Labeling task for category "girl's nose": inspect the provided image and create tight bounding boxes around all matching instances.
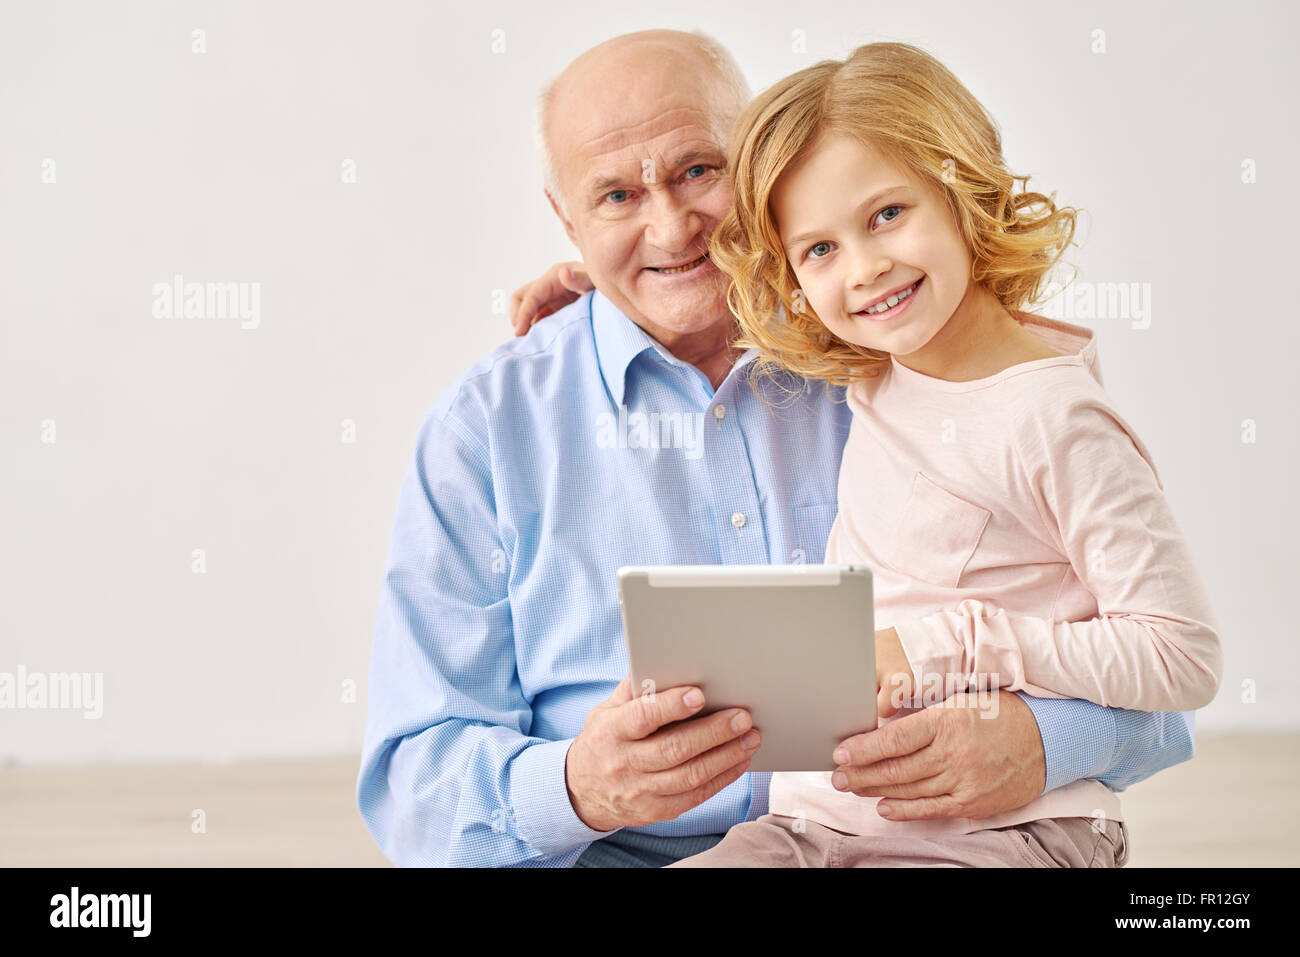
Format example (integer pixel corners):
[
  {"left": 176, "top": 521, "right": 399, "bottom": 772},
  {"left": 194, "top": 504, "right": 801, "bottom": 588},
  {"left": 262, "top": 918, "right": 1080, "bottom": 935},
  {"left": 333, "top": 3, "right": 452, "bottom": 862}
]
[{"left": 848, "top": 244, "right": 894, "bottom": 294}]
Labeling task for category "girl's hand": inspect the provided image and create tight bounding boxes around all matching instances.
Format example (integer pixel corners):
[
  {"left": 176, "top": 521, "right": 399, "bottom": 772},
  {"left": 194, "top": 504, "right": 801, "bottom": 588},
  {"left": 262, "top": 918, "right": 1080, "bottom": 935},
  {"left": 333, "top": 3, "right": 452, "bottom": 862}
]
[
  {"left": 875, "top": 627, "right": 915, "bottom": 718},
  {"left": 507, "top": 261, "right": 593, "bottom": 337}
]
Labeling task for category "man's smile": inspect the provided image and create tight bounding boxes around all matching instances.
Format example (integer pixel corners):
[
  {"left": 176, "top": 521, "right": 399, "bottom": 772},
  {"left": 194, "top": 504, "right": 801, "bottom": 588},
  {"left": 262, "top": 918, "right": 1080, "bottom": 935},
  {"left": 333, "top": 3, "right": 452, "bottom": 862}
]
[{"left": 647, "top": 252, "right": 710, "bottom": 274}]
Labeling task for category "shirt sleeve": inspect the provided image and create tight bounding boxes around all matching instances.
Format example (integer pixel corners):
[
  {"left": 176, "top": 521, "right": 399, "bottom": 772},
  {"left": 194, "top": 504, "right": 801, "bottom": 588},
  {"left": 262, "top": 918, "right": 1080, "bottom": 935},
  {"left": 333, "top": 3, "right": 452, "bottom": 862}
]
[
  {"left": 1017, "top": 693, "right": 1197, "bottom": 795},
  {"left": 356, "top": 402, "right": 618, "bottom": 867},
  {"left": 892, "top": 385, "right": 1222, "bottom": 712}
]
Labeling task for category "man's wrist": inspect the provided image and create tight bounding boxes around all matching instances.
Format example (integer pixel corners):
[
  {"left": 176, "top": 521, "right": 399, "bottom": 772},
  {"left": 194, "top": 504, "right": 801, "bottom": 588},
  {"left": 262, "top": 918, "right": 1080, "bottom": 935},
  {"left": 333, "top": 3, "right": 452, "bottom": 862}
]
[
  {"left": 1001, "top": 691, "right": 1046, "bottom": 796},
  {"left": 1015, "top": 692, "right": 1116, "bottom": 795},
  {"left": 564, "top": 737, "right": 613, "bottom": 832}
]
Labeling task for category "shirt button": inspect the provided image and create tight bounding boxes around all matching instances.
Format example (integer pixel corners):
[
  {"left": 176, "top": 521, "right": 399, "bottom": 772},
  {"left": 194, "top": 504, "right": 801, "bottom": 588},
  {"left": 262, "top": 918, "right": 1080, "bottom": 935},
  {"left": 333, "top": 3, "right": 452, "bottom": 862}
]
[
  {"left": 713, "top": 404, "right": 726, "bottom": 420},
  {"left": 731, "top": 512, "right": 746, "bottom": 529}
]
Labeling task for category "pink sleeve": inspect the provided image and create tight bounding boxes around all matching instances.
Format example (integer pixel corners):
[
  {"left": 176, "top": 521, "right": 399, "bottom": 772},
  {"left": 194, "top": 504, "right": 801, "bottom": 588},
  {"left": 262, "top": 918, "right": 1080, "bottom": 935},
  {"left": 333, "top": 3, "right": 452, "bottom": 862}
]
[{"left": 892, "top": 389, "right": 1222, "bottom": 712}]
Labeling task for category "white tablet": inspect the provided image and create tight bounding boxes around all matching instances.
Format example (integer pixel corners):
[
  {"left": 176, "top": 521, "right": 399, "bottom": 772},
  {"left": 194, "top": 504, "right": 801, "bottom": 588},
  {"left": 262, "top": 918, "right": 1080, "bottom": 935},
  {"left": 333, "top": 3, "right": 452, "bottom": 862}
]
[{"left": 616, "top": 564, "right": 877, "bottom": 772}]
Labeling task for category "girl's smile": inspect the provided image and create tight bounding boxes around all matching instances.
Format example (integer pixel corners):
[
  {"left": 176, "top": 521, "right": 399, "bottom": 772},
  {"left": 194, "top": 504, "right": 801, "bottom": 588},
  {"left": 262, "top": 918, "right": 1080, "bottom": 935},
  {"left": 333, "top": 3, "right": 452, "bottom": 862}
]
[{"left": 853, "top": 275, "right": 923, "bottom": 321}]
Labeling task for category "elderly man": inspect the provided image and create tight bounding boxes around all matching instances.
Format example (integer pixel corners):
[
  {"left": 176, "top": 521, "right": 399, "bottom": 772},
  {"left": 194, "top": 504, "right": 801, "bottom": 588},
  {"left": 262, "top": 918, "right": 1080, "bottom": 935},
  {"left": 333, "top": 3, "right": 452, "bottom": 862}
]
[{"left": 356, "top": 28, "right": 1193, "bottom": 867}]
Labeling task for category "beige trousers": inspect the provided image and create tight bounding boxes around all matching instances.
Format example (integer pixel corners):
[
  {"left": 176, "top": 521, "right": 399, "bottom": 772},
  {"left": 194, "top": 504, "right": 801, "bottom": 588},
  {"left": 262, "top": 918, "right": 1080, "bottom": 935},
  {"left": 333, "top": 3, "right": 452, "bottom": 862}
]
[{"left": 666, "top": 814, "right": 1129, "bottom": 868}]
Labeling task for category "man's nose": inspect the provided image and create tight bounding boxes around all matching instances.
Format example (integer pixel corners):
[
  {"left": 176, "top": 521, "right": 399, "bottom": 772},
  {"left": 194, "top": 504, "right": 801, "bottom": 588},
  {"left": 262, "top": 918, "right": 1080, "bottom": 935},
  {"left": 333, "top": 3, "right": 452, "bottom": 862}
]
[{"left": 642, "top": 191, "right": 700, "bottom": 255}]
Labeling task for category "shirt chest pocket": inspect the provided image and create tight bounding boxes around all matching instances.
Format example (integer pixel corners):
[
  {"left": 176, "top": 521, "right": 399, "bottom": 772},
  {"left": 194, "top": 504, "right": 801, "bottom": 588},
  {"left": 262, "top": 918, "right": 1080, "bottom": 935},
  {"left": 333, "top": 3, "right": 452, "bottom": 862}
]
[
  {"left": 793, "top": 502, "right": 838, "bottom": 565},
  {"left": 888, "top": 471, "right": 992, "bottom": 589}
]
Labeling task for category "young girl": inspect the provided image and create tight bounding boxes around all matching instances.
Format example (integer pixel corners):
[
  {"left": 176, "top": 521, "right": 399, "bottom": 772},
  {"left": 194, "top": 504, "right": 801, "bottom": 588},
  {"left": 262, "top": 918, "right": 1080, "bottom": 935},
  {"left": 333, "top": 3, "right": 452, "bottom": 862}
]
[
  {"left": 683, "top": 41, "right": 1223, "bottom": 863},
  {"left": 510, "top": 42, "right": 1222, "bottom": 866}
]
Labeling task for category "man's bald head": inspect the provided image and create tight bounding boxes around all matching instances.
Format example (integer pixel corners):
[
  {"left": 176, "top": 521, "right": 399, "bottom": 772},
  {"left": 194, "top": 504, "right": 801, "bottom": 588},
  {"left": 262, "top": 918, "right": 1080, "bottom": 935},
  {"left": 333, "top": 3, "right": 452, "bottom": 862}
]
[{"left": 536, "top": 29, "right": 750, "bottom": 216}]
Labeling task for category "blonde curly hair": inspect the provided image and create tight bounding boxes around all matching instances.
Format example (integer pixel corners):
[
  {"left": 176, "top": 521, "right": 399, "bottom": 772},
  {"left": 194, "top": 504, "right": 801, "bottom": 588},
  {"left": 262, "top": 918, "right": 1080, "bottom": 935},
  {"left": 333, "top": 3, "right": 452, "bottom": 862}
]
[{"left": 712, "top": 42, "right": 1080, "bottom": 387}]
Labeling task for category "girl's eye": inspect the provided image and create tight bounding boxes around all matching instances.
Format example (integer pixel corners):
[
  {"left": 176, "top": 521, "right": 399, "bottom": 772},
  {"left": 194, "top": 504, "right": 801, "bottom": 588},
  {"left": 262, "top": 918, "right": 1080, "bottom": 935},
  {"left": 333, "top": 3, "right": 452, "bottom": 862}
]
[
  {"left": 807, "top": 241, "right": 834, "bottom": 260},
  {"left": 874, "top": 205, "right": 903, "bottom": 226},
  {"left": 685, "top": 165, "right": 708, "bottom": 179}
]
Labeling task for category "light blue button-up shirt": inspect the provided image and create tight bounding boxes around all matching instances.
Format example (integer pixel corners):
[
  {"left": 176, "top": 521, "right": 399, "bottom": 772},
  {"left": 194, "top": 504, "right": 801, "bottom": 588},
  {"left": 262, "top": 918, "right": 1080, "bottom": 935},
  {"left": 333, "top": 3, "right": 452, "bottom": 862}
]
[{"left": 357, "top": 290, "right": 1195, "bottom": 867}]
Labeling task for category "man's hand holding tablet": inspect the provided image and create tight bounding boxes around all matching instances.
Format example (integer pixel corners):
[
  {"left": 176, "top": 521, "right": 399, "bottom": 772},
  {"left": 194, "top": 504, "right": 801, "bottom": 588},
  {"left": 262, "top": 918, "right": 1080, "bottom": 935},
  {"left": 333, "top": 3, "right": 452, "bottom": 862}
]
[{"left": 563, "top": 675, "right": 760, "bottom": 832}]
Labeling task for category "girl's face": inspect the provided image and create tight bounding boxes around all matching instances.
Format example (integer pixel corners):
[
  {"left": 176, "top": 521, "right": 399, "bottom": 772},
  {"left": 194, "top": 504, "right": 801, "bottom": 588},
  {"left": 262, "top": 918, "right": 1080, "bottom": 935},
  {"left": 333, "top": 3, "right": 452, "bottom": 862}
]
[{"left": 771, "top": 133, "right": 975, "bottom": 359}]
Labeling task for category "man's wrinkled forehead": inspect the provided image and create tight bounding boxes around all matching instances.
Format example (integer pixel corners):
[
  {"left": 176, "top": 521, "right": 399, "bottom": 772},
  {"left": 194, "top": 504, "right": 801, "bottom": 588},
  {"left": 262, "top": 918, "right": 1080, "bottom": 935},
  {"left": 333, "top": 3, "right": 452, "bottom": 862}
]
[{"left": 570, "top": 107, "right": 726, "bottom": 196}]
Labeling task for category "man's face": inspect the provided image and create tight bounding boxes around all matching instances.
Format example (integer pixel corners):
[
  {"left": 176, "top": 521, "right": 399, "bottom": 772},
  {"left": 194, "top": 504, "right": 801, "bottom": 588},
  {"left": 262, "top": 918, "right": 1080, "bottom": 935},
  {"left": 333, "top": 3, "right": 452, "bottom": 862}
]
[{"left": 547, "top": 53, "right": 735, "bottom": 342}]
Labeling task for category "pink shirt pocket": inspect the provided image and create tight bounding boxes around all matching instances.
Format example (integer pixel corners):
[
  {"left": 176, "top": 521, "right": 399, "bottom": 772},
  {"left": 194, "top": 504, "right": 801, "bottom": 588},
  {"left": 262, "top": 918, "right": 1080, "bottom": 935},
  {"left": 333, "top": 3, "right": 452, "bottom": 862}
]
[{"left": 888, "top": 471, "right": 992, "bottom": 589}]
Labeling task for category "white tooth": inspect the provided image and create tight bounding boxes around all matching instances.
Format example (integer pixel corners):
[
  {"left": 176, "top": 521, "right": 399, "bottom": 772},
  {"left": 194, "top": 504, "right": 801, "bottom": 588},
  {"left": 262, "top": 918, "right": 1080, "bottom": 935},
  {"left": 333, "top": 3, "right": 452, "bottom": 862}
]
[{"left": 886, "top": 294, "right": 900, "bottom": 307}]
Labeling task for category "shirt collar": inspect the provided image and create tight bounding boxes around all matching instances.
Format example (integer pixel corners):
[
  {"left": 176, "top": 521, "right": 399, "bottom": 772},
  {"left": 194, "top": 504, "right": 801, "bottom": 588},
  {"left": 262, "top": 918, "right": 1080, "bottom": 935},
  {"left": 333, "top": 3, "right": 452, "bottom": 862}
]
[
  {"left": 591, "top": 289, "right": 759, "bottom": 405},
  {"left": 1015, "top": 311, "right": 1104, "bottom": 384}
]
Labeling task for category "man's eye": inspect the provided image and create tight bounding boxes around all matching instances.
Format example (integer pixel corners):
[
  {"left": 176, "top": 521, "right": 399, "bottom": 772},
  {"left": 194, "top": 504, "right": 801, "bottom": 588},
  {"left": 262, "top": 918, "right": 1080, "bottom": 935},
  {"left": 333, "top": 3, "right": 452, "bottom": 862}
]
[
  {"left": 606, "top": 189, "right": 631, "bottom": 204},
  {"left": 874, "top": 205, "right": 903, "bottom": 226},
  {"left": 807, "top": 241, "right": 833, "bottom": 259}
]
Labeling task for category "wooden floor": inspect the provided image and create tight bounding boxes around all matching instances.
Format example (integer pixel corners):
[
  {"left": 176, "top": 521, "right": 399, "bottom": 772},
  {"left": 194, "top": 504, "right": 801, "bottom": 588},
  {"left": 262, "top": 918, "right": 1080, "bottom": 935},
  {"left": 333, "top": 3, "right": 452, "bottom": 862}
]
[{"left": 1, "top": 733, "right": 1295, "bottom": 867}]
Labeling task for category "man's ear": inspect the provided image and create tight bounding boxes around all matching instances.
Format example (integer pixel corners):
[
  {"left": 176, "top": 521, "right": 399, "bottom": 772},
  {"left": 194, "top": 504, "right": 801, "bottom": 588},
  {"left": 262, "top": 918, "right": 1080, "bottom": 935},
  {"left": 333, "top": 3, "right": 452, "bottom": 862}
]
[{"left": 545, "top": 190, "right": 580, "bottom": 248}]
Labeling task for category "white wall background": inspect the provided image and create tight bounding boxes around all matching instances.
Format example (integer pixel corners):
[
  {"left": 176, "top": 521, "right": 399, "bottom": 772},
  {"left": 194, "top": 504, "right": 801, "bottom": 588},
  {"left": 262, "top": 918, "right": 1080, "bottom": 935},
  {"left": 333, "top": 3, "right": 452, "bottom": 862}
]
[{"left": 2, "top": 0, "right": 1296, "bottom": 766}]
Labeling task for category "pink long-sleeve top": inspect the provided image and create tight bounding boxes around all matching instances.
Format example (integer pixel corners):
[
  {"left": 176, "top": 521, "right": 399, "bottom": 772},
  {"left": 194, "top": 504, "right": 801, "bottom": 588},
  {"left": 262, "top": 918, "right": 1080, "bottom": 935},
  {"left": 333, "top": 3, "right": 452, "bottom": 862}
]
[{"left": 770, "top": 313, "right": 1222, "bottom": 838}]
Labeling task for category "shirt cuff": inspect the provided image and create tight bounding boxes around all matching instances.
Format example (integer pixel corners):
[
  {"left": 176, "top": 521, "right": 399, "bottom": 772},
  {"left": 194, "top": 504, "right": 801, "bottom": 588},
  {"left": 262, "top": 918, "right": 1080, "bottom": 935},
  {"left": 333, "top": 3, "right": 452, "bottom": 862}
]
[
  {"left": 745, "top": 771, "right": 772, "bottom": 821},
  {"left": 892, "top": 619, "right": 963, "bottom": 694},
  {"left": 1016, "top": 692, "right": 1117, "bottom": 795},
  {"left": 509, "top": 737, "right": 621, "bottom": 857}
]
